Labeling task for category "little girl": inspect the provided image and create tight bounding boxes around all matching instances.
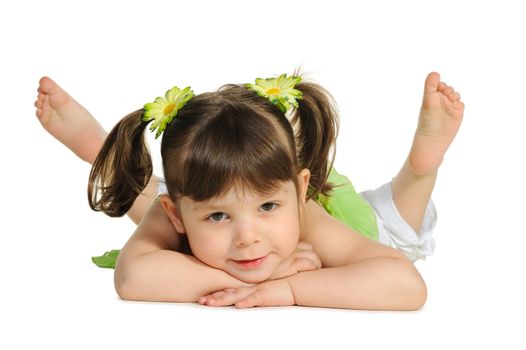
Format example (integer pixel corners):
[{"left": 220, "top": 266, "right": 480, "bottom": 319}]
[{"left": 34, "top": 71, "right": 464, "bottom": 310}]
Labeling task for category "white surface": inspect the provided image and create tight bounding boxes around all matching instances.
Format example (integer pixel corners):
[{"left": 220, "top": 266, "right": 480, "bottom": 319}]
[{"left": 1, "top": 0, "right": 524, "bottom": 349}]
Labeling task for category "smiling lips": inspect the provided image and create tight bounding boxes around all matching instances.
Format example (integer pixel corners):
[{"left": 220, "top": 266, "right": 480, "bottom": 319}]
[{"left": 232, "top": 255, "right": 267, "bottom": 269}]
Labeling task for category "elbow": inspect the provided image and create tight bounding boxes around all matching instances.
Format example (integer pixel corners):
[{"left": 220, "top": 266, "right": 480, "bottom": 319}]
[
  {"left": 114, "top": 258, "right": 142, "bottom": 301},
  {"left": 114, "top": 271, "right": 147, "bottom": 301},
  {"left": 114, "top": 275, "right": 131, "bottom": 301},
  {"left": 114, "top": 267, "right": 134, "bottom": 301}
]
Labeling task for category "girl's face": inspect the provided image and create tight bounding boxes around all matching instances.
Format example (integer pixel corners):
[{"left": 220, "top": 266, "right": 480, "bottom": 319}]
[{"left": 162, "top": 169, "right": 310, "bottom": 284}]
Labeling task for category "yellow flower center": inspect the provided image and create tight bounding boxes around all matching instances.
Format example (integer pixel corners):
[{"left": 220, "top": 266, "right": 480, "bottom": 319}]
[
  {"left": 163, "top": 103, "right": 175, "bottom": 116},
  {"left": 266, "top": 87, "right": 280, "bottom": 95}
]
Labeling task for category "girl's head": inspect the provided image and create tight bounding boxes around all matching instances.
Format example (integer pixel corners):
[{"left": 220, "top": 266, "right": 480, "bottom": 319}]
[{"left": 89, "top": 71, "right": 339, "bottom": 283}]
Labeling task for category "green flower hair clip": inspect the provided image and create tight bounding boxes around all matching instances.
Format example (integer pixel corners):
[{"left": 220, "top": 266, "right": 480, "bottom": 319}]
[
  {"left": 245, "top": 73, "right": 303, "bottom": 114},
  {"left": 142, "top": 86, "right": 195, "bottom": 138}
]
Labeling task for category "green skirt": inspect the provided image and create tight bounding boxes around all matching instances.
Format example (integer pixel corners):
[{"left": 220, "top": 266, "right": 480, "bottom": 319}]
[{"left": 311, "top": 168, "right": 379, "bottom": 241}]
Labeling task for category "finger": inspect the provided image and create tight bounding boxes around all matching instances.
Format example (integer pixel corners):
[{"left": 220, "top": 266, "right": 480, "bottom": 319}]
[
  {"left": 235, "top": 291, "right": 262, "bottom": 309},
  {"left": 297, "top": 250, "right": 322, "bottom": 268},
  {"left": 307, "top": 251, "right": 322, "bottom": 268},
  {"left": 292, "top": 257, "right": 319, "bottom": 272},
  {"left": 198, "top": 290, "right": 228, "bottom": 305},
  {"left": 294, "top": 250, "right": 322, "bottom": 268},
  {"left": 208, "top": 287, "right": 254, "bottom": 307},
  {"left": 210, "top": 290, "right": 228, "bottom": 298},
  {"left": 296, "top": 241, "right": 313, "bottom": 251},
  {"left": 294, "top": 248, "right": 316, "bottom": 258},
  {"left": 199, "top": 290, "right": 228, "bottom": 300}
]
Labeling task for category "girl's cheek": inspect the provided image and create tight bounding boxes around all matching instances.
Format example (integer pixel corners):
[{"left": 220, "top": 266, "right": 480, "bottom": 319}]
[{"left": 191, "top": 234, "right": 225, "bottom": 261}]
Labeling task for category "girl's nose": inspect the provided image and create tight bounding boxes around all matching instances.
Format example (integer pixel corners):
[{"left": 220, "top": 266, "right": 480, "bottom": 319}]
[{"left": 234, "top": 223, "right": 261, "bottom": 247}]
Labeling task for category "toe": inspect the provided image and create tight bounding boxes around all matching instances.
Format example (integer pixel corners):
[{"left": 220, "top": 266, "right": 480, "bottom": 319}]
[
  {"left": 424, "top": 72, "right": 441, "bottom": 94},
  {"left": 38, "top": 76, "right": 53, "bottom": 93},
  {"left": 38, "top": 76, "right": 62, "bottom": 95},
  {"left": 453, "top": 100, "right": 465, "bottom": 111}
]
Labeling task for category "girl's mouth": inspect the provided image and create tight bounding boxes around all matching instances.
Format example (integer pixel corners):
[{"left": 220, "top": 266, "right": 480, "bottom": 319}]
[{"left": 232, "top": 255, "right": 267, "bottom": 269}]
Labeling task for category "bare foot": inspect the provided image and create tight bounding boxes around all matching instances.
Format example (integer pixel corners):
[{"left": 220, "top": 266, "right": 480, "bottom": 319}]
[
  {"left": 34, "top": 77, "right": 107, "bottom": 164},
  {"left": 408, "top": 72, "right": 465, "bottom": 176}
]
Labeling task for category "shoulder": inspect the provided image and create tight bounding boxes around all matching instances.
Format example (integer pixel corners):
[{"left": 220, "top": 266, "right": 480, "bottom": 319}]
[
  {"left": 301, "top": 199, "right": 403, "bottom": 267},
  {"left": 119, "top": 198, "right": 189, "bottom": 257}
]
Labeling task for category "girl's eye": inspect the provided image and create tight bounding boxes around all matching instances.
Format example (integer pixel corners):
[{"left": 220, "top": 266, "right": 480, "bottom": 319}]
[
  {"left": 208, "top": 212, "right": 228, "bottom": 222},
  {"left": 261, "top": 202, "right": 278, "bottom": 212}
]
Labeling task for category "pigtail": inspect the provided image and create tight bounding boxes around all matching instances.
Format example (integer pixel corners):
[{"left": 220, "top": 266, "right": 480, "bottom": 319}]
[
  {"left": 291, "top": 78, "right": 340, "bottom": 200},
  {"left": 88, "top": 109, "right": 153, "bottom": 217}
]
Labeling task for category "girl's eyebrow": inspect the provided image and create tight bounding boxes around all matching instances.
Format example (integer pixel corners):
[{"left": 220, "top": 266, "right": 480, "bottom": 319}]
[
  {"left": 192, "top": 203, "right": 226, "bottom": 213},
  {"left": 192, "top": 186, "right": 289, "bottom": 213}
]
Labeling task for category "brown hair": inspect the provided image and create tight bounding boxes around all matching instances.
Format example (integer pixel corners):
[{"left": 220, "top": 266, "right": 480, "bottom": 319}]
[{"left": 88, "top": 71, "right": 339, "bottom": 218}]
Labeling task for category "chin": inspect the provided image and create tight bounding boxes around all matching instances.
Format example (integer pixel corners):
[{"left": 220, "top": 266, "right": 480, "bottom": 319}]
[{"left": 234, "top": 272, "right": 270, "bottom": 284}]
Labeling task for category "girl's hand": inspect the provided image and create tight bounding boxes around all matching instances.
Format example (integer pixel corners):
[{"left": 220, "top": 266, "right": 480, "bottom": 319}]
[
  {"left": 268, "top": 241, "right": 322, "bottom": 280},
  {"left": 198, "top": 279, "right": 295, "bottom": 308}
]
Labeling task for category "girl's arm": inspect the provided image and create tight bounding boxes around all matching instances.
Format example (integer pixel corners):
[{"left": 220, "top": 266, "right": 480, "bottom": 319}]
[
  {"left": 288, "top": 200, "right": 427, "bottom": 310},
  {"left": 286, "top": 256, "right": 425, "bottom": 310},
  {"left": 198, "top": 200, "right": 426, "bottom": 310},
  {"left": 114, "top": 198, "right": 252, "bottom": 302}
]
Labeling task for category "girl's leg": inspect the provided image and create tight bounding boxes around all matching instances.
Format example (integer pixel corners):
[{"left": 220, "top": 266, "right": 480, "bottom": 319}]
[
  {"left": 35, "top": 76, "right": 159, "bottom": 224},
  {"left": 391, "top": 72, "right": 464, "bottom": 233}
]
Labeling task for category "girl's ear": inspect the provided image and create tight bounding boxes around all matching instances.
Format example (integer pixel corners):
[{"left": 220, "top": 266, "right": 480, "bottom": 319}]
[
  {"left": 159, "top": 195, "right": 186, "bottom": 234},
  {"left": 297, "top": 168, "right": 311, "bottom": 203}
]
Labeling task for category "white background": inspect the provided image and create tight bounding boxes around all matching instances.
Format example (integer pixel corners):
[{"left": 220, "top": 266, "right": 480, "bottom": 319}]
[{"left": 1, "top": 0, "right": 525, "bottom": 349}]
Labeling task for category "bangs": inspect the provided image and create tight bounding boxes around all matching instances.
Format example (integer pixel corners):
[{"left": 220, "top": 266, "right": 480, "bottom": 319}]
[{"left": 176, "top": 106, "right": 297, "bottom": 202}]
